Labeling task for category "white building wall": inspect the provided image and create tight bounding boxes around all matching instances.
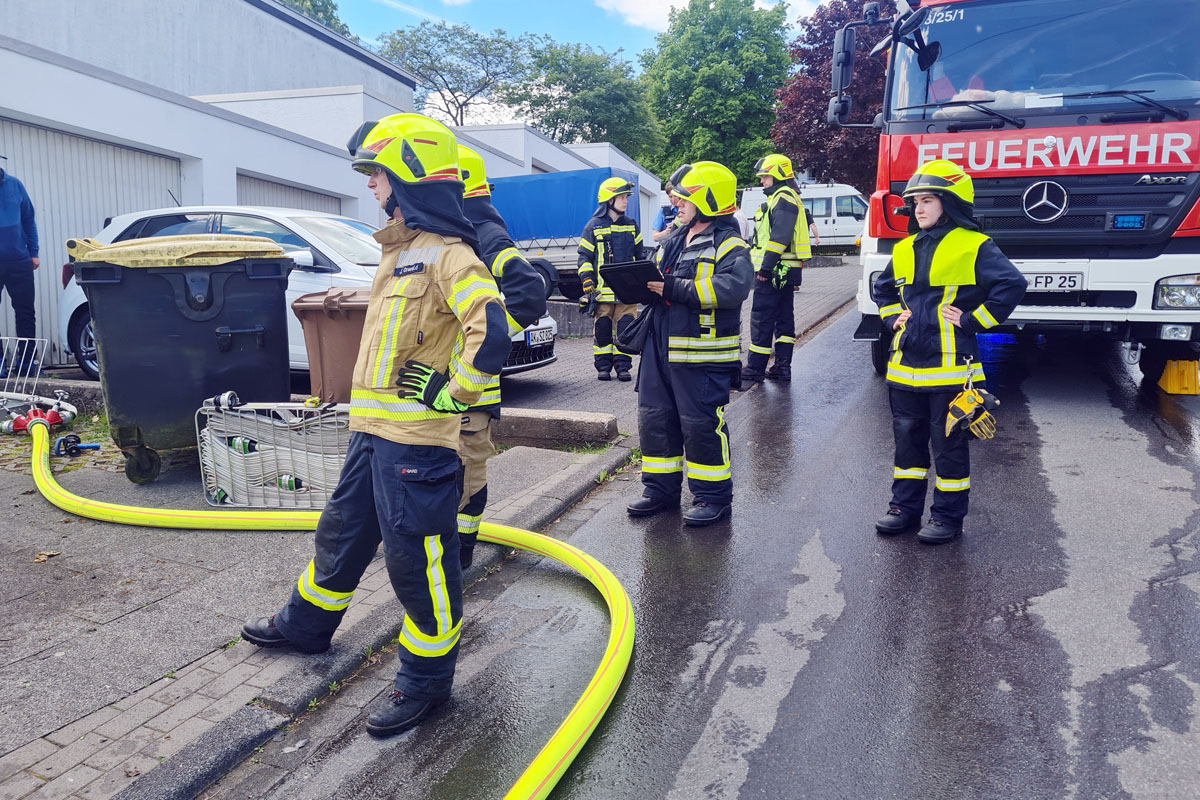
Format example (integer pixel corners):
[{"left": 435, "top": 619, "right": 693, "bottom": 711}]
[
  {"left": 0, "top": 0, "right": 415, "bottom": 111},
  {"left": 199, "top": 88, "right": 401, "bottom": 152}
]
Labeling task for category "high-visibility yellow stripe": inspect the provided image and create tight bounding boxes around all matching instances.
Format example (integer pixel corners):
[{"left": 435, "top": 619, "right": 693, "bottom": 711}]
[
  {"left": 451, "top": 355, "right": 495, "bottom": 391},
  {"left": 686, "top": 461, "right": 731, "bottom": 482},
  {"left": 458, "top": 512, "right": 483, "bottom": 534},
  {"left": 642, "top": 455, "right": 683, "bottom": 474},
  {"left": 491, "top": 247, "right": 521, "bottom": 278},
  {"left": 775, "top": 335, "right": 796, "bottom": 345},
  {"left": 593, "top": 344, "right": 614, "bottom": 355},
  {"left": 668, "top": 335, "right": 740, "bottom": 350},
  {"left": 880, "top": 303, "right": 903, "bottom": 317},
  {"left": 373, "top": 278, "right": 410, "bottom": 386},
  {"left": 425, "top": 535, "right": 453, "bottom": 635},
  {"left": 349, "top": 389, "right": 447, "bottom": 421},
  {"left": 716, "top": 405, "right": 730, "bottom": 474},
  {"left": 763, "top": 240, "right": 786, "bottom": 254},
  {"left": 939, "top": 285, "right": 958, "bottom": 369},
  {"left": 748, "top": 343, "right": 772, "bottom": 355},
  {"left": 580, "top": 239, "right": 595, "bottom": 252},
  {"left": 717, "top": 237, "right": 747, "bottom": 260},
  {"left": 667, "top": 350, "right": 740, "bottom": 363},
  {"left": 450, "top": 277, "right": 502, "bottom": 316},
  {"left": 885, "top": 361, "right": 985, "bottom": 388},
  {"left": 468, "top": 382, "right": 502, "bottom": 408},
  {"left": 935, "top": 475, "right": 971, "bottom": 492},
  {"left": 972, "top": 304, "right": 999, "bottom": 329},
  {"left": 296, "top": 560, "right": 354, "bottom": 612},
  {"left": 894, "top": 466, "right": 929, "bottom": 480},
  {"left": 506, "top": 313, "right": 524, "bottom": 337},
  {"left": 399, "top": 615, "right": 461, "bottom": 657}
]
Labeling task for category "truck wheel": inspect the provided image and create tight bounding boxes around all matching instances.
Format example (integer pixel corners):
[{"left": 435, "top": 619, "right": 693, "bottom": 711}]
[
  {"left": 870, "top": 337, "right": 888, "bottom": 377},
  {"left": 1139, "top": 341, "right": 1194, "bottom": 386}
]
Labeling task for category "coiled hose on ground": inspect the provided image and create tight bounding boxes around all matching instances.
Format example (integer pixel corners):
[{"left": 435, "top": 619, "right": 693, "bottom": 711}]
[{"left": 26, "top": 420, "right": 633, "bottom": 800}]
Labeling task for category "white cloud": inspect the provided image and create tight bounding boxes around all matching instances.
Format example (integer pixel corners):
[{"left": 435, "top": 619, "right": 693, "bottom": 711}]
[
  {"left": 441, "top": 0, "right": 471, "bottom": 5},
  {"left": 593, "top": 0, "right": 689, "bottom": 31},
  {"left": 597, "top": 0, "right": 822, "bottom": 32},
  {"left": 370, "top": 0, "right": 448, "bottom": 23}
]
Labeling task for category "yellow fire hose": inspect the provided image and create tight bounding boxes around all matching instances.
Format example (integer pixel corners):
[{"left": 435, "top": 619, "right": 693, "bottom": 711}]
[{"left": 27, "top": 420, "right": 633, "bottom": 800}]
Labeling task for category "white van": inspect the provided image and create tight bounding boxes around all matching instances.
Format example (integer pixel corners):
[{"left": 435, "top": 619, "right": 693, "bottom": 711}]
[{"left": 739, "top": 183, "right": 867, "bottom": 249}]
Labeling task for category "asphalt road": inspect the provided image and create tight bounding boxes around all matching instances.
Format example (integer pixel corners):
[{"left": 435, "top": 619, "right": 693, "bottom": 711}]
[{"left": 205, "top": 310, "right": 1200, "bottom": 800}]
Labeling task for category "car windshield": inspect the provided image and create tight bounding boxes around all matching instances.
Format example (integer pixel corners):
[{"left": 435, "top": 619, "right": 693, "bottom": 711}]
[
  {"left": 292, "top": 216, "right": 382, "bottom": 266},
  {"left": 888, "top": 0, "right": 1200, "bottom": 122}
]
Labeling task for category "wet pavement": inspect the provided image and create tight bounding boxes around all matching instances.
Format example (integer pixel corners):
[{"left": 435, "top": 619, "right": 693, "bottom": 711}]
[{"left": 203, "top": 312, "right": 1200, "bottom": 800}]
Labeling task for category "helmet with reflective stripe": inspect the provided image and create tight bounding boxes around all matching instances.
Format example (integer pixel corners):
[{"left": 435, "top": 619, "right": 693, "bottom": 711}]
[
  {"left": 347, "top": 113, "right": 461, "bottom": 185},
  {"left": 754, "top": 153, "right": 794, "bottom": 181},
  {"left": 669, "top": 161, "right": 738, "bottom": 217},
  {"left": 903, "top": 159, "right": 974, "bottom": 205},
  {"left": 598, "top": 176, "right": 635, "bottom": 203},
  {"left": 458, "top": 145, "right": 490, "bottom": 198}
]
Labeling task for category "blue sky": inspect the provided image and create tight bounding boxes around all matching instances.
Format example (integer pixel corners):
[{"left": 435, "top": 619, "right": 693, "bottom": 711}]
[{"left": 338, "top": 0, "right": 820, "bottom": 59}]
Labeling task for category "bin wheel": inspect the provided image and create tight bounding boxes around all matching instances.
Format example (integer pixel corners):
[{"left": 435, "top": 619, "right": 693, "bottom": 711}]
[{"left": 124, "top": 447, "right": 161, "bottom": 484}]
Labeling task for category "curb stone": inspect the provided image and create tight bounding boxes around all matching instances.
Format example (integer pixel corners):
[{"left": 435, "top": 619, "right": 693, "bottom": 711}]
[{"left": 112, "top": 439, "right": 636, "bottom": 800}]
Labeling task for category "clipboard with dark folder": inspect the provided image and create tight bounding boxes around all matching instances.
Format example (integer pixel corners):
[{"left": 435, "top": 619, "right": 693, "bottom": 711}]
[{"left": 598, "top": 260, "right": 663, "bottom": 305}]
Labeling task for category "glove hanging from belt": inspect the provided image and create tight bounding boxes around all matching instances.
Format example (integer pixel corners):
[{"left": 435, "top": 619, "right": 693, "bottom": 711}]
[
  {"left": 945, "top": 357, "right": 999, "bottom": 439},
  {"left": 578, "top": 291, "right": 598, "bottom": 316},
  {"left": 396, "top": 360, "right": 468, "bottom": 413}
]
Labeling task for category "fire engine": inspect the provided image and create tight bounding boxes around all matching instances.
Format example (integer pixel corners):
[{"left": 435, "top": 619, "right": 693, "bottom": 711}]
[{"left": 829, "top": 0, "right": 1200, "bottom": 381}]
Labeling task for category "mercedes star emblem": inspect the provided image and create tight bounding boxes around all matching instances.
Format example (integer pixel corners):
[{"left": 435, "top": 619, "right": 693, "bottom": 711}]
[{"left": 1022, "top": 180, "right": 1070, "bottom": 224}]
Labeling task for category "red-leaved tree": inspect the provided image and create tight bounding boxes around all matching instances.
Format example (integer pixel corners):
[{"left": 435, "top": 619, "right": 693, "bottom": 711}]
[{"left": 773, "top": 0, "right": 896, "bottom": 194}]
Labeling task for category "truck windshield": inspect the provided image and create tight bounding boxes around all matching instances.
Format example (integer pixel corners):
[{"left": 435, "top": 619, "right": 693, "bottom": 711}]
[{"left": 888, "top": 0, "right": 1200, "bottom": 123}]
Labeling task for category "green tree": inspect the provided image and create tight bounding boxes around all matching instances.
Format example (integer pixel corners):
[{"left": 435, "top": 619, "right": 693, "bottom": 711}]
[
  {"left": 379, "top": 22, "right": 535, "bottom": 126},
  {"left": 639, "top": 0, "right": 790, "bottom": 182},
  {"left": 773, "top": 0, "right": 894, "bottom": 193},
  {"left": 280, "top": 0, "right": 352, "bottom": 38},
  {"left": 503, "top": 42, "right": 664, "bottom": 161}
]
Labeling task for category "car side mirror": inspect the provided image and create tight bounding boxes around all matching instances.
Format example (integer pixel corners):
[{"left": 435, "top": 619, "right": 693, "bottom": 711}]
[{"left": 285, "top": 248, "right": 315, "bottom": 269}]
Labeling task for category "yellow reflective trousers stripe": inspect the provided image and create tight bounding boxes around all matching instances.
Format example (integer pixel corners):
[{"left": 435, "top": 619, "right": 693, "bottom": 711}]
[{"left": 297, "top": 560, "right": 354, "bottom": 612}]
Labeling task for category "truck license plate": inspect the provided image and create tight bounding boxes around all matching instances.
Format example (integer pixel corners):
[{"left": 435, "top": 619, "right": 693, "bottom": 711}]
[
  {"left": 1027, "top": 273, "right": 1083, "bottom": 292},
  {"left": 526, "top": 328, "right": 554, "bottom": 346}
]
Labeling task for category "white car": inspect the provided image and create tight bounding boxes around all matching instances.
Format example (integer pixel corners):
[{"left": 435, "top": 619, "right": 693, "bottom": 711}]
[
  {"left": 59, "top": 206, "right": 558, "bottom": 379},
  {"left": 738, "top": 182, "right": 868, "bottom": 248}
]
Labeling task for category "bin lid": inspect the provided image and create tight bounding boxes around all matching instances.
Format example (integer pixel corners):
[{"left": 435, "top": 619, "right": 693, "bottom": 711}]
[
  {"left": 67, "top": 234, "right": 286, "bottom": 267},
  {"left": 291, "top": 286, "right": 372, "bottom": 315}
]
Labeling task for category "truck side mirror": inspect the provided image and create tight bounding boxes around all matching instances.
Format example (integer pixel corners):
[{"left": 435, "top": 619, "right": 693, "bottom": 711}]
[
  {"left": 832, "top": 27, "right": 856, "bottom": 95},
  {"left": 827, "top": 95, "right": 852, "bottom": 125}
]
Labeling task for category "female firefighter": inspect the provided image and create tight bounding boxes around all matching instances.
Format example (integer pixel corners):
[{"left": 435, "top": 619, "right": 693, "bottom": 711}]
[
  {"left": 627, "top": 161, "right": 753, "bottom": 527},
  {"left": 870, "top": 159, "right": 1027, "bottom": 544}
]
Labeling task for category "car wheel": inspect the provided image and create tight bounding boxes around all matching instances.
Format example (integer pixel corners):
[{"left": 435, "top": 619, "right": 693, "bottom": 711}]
[
  {"left": 69, "top": 308, "right": 100, "bottom": 380},
  {"left": 870, "top": 337, "right": 888, "bottom": 377},
  {"left": 528, "top": 258, "right": 558, "bottom": 300}
]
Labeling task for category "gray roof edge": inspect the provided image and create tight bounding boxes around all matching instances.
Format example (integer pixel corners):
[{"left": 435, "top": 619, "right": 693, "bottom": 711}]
[
  {"left": 564, "top": 140, "right": 660, "bottom": 183},
  {"left": 242, "top": 0, "right": 417, "bottom": 89},
  {"left": 0, "top": 33, "right": 347, "bottom": 158},
  {"left": 453, "top": 130, "right": 524, "bottom": 168}
]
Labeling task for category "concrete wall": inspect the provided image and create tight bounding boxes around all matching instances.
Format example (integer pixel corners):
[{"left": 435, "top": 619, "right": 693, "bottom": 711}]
[{"left": 0, "top": 0, "right": 415, "bottom": 109}]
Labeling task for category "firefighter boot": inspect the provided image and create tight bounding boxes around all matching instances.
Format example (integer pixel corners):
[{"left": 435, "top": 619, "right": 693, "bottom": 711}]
[
  {"left": 242, "top": 615, "right": 330, "bottom": 654},
  {"left": 683, "top": 501, "right": 731, "bottom": 527},
  {"left": 615, "top": 365, "right": 632, "bottom": 382},
  {"left": 917, "top": 518, "right": 963, "bottom": 545},
  {"left": 627, "top": 494, "right": 679, "bottom": 517},
  {"left": 875, "top": 507, "right": 919, "bottom": 536},
  {"left": 741, "top": 351, "right": 768, "bottom": 383},
  {"left": 366, "top": 689, "right": 449, "bottom": 738},
  {"left": 766, "top": 340, "right": 793, "bottom": 381}
]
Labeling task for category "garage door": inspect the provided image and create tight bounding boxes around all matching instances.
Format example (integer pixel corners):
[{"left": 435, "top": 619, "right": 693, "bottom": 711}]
[
  {"left": 0, "top": 118, "right": 181, "bottom": 365},
  {"left": 237, "top": 175, "right": 341, "bottom": 215}
]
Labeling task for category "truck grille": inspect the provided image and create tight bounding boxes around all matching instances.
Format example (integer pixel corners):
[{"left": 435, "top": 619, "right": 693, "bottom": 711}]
[{"left": 892, "top": 173, "right": 1199, "bottom": 251}]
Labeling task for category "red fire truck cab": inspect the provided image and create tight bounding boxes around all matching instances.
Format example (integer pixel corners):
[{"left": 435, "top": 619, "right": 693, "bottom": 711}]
[{"left": 830, "top": 0, "right": 1200, "bottom": 379}]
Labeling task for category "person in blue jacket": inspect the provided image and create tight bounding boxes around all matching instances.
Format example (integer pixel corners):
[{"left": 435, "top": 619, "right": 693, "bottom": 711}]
[
  {"left": 870, "top": 160, "right": 1027, "bottom": 544},
  {"left": 0, "top": 161, "right": 40, "bottom": 370}
]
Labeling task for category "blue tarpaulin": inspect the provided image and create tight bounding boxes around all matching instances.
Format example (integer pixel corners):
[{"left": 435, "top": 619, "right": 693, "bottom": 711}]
[{"left": 489, "top": 167, "right": 640, "bottom": 241}]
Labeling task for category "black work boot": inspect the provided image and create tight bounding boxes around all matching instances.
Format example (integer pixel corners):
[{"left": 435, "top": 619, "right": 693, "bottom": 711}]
[
  {"left": 460, "top": 545, "right": 475, "bottom": 569},
  {"left": 683, "top": 501, "right": 731, "bottom": 527},
  {"left": 765, "top": 365, "right": 791, "bottom": 382},
  {"left": 615, "top": 366, "right": 632, "bottom": 382},
  {"left": 241, "top": 615, "right": 329, "bottom": 654},
  {"left": 597, "top": 369, "right": 612, "bottom": 381},
  {"left": 740, "top": 367, "right": 765, "bottom": 383},
  {"left": 366, "top": 689, "right": 448, "bottom": 738},
  {"left": 917, "top": 519, "right": 963, "bottom": 545},
  {"left": 627, "top": 494, "right": 679, "bottom": 517},
  {"left": 874, "top": 507, "right": 918, "bottom": 536}
]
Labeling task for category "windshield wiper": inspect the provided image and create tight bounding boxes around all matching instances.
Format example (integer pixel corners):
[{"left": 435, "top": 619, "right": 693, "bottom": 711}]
[
  {"left": 1060, "top": 89, "right": 1188, "bottom": 121},
  {"left": 895, "top": 99, "right": 1025, "bottom": 130}
]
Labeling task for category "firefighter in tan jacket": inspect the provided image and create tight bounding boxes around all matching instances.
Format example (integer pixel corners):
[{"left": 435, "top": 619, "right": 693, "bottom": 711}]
[{"left": 242, "top": 114, "right": 511, "bottom": 738}]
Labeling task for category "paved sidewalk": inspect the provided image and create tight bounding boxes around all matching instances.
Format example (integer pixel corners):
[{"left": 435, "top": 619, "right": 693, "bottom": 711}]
[{"left": 0, "top": 261, "right": 857, "bottom": 800}]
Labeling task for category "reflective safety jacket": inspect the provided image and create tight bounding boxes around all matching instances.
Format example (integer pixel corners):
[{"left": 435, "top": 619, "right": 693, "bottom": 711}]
[
  {"left": 578, "top": 207, "right": 647, "bottom": 302},
  {"left": 871, "top": 221, "right": 1027, "bottom": 391},
  {"left": 657, "top": 219, "right": 753, "bottom": 367},
  {"left": 751, "top": 183, "right": 811, "bottom": 279},
  {"left": 463, "top": 197, "right": 548, "bottom": 413},
  {"left": 349, "top": 220, "right": 512, "bottom": 448}
]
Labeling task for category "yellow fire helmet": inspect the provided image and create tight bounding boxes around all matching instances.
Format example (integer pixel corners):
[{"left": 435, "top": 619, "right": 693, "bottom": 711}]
[
  {"left": 754, "top": 153, "right": 794, "bottom": 182},
  {"left": 347, "top": 113, "right": 461, "bottom": 185},
  {"left": 598, "top": 176, "right": 635, "bottom": 203},
  {"left": 903, "top": 159, "right": 975, "bottom": 205},
  {"left": 458, "top": 144, "right": 490, "bottom": 198},
  {"left": 669, "top": 161, "right": 738, "bottom": 217}
]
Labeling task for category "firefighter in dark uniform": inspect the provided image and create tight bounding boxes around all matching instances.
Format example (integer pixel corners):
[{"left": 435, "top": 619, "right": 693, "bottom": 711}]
[
  {"left": 871, "top": 160, "right": 1026, "bottom": 544},
  {"left": 741, "top": 154, "right": 812, "bottom": 383},
  {"left": 578, "top": 176, "right": 648, "bottom": 381},
  {"left": 627, "top": 161, "right": 753, "bottom": 527},
  {"left": 455, "top": 144, "right": 547, "bottom": 569},
  {"left": 241, "top": 114, "right": 513, "bottom": 736}
]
